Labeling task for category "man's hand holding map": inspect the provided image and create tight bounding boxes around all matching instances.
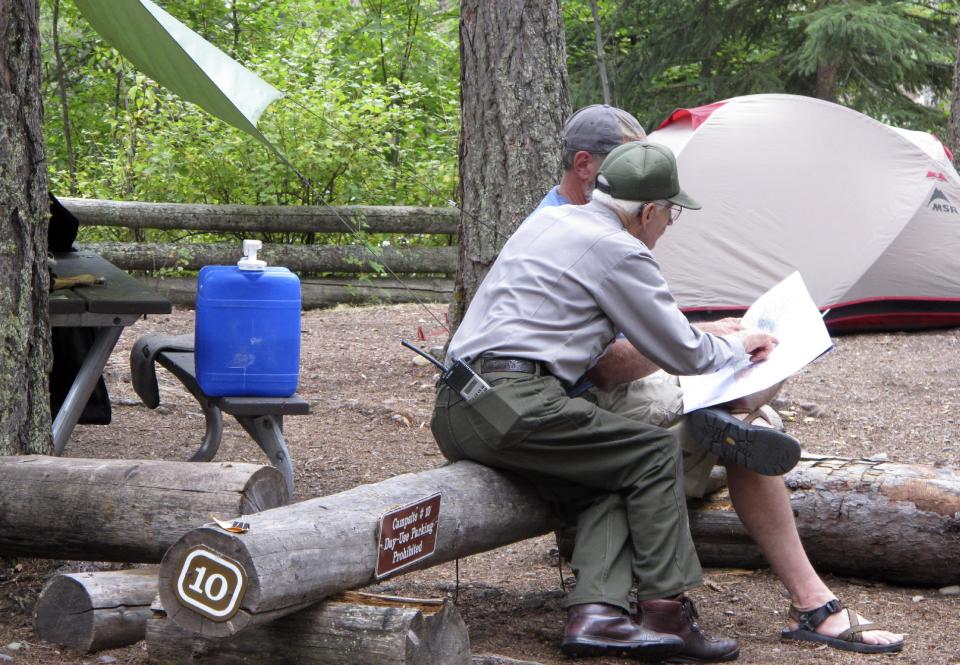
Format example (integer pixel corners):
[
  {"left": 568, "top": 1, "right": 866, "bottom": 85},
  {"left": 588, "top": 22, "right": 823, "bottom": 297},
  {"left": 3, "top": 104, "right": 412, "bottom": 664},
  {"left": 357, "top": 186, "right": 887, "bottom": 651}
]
[{"left": 680, "top": 272, "right": 833, "bottom": 413}]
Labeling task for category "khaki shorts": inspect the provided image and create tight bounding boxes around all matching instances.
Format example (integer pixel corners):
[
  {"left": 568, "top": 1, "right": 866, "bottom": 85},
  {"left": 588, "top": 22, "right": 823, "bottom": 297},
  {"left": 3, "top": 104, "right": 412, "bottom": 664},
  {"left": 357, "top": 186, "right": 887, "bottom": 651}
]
[{"left": 589, "top": 371, "right": 716, "bottom": 498}]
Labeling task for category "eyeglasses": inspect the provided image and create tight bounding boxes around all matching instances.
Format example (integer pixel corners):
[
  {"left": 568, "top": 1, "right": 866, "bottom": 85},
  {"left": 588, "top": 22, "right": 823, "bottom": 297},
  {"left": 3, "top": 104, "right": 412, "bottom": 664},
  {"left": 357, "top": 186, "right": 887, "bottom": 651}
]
[
  {"left": 643, "top": 202, "right": 683, "bottom": 222},
  {"left": 662, "top": 203, "right": 683, "bottom": 222}
]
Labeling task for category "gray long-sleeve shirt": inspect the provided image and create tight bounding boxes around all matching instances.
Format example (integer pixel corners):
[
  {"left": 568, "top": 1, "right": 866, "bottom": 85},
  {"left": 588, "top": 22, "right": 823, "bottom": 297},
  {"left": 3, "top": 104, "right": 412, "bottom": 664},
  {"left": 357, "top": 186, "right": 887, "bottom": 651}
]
[{"left": 448, "top": 200, "right": 745, "bottom": 384}]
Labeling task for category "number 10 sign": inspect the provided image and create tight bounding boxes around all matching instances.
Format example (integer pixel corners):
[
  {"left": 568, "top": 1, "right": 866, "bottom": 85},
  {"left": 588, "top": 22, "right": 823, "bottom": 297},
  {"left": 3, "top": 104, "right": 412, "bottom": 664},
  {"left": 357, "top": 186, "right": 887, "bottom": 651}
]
[{"left": 174, "top": 545, "right": 248, "bottom": 621}]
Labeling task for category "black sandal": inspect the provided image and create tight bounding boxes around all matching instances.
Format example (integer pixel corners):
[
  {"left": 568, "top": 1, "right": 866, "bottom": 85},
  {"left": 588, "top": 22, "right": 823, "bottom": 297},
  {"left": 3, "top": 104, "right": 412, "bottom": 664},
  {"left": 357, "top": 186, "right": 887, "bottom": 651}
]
[{"left": 780, "top": 599, "right": 904, "bottom": 653}]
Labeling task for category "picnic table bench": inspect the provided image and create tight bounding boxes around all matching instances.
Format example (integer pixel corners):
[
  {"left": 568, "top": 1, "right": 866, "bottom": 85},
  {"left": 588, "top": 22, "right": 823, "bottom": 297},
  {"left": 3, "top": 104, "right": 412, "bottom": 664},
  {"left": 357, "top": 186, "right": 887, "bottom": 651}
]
[
  {"left": 130, "top": 333, "right": 308, "bottom": 496},
  {"left": 49, "top": 250, "right": 172, "bottom": 453}
]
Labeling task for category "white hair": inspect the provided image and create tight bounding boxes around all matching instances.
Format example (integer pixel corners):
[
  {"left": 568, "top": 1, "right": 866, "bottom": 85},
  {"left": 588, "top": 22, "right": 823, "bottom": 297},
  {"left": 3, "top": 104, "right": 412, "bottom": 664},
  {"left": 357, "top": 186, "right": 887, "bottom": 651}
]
[{"left": 590, "top": 188, "right": 646, "bottom": 218}]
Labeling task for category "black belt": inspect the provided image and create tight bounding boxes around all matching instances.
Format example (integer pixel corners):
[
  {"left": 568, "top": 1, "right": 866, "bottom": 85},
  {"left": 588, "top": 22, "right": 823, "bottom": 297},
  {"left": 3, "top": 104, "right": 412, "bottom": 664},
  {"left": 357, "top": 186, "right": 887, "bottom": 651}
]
[{"left": 475, "top": 357, "right": 541, "bottom": 374}]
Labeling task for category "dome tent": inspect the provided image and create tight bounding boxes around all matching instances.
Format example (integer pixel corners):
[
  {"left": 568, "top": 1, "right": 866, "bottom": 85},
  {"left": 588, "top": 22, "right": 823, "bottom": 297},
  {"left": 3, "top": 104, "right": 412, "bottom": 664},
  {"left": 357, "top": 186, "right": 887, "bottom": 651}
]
[{"left": 647, "top": 93, "right": 960, "bottom": 332}]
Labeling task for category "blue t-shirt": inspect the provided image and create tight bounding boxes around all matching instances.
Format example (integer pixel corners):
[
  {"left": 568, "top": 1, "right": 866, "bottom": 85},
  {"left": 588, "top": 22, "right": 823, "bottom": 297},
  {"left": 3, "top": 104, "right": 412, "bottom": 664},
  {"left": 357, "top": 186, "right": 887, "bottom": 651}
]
[{"left": 534, "top": 186, "right": 571, "bottom": 212}]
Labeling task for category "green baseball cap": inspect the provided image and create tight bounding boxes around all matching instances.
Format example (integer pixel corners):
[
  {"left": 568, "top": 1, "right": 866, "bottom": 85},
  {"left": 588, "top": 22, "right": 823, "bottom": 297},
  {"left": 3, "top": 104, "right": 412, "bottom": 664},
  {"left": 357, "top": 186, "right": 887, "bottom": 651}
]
[{"left": 596, "top": 141, "right": 701, "bottom": 209}]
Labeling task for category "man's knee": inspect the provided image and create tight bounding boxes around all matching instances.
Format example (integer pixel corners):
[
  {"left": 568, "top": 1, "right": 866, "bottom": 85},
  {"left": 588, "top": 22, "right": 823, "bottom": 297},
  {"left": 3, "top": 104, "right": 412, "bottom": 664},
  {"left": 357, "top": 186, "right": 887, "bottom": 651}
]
[
  {"left": 620, "top": 428, "right": 682, "bottom": 484},
  {"left": 725, "top": 380, "right": 785, "bottom": 412}
]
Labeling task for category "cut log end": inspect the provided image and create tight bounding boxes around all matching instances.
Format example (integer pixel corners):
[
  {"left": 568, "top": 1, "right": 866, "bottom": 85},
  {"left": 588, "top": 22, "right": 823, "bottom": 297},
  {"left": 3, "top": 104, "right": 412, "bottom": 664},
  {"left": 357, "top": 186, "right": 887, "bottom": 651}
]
[
  {"left": 34, "top": 569, "right": 159, "bottom": 653},
  {"left": 34, "top": 576, "right": 96, "bottom": 652}
]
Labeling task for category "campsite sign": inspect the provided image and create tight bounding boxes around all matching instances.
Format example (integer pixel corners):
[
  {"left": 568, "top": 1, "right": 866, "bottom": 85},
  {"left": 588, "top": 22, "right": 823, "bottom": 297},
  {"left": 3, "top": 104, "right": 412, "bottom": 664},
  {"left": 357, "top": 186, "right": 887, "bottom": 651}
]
[{"left": 375, "top": 493, "right": 441, "bottom": 579}]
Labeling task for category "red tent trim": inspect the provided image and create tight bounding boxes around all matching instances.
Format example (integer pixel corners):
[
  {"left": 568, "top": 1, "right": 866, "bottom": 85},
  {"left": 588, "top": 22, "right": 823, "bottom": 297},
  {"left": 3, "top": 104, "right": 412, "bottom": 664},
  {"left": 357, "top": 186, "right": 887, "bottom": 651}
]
[
  {"left": 680, "top": 296, "right": 960, "bottom": 334},
  {"left": 657, "top": 102, "right": 726, "bottom": 131}
]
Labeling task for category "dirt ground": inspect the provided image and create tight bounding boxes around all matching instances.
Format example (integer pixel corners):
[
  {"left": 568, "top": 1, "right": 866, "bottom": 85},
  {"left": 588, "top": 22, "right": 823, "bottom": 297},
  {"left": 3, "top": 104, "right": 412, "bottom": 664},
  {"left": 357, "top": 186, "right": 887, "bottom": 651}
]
[{"left": 1, "top": 303, "right": 959, "bottom": 664}]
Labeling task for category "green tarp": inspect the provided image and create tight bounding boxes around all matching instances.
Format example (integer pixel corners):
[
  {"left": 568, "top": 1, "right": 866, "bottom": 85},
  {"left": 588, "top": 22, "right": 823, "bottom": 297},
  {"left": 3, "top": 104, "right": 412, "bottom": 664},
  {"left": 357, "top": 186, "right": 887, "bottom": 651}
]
[{"left": 75, "top": 0, "right": 282, "bottom": 148}]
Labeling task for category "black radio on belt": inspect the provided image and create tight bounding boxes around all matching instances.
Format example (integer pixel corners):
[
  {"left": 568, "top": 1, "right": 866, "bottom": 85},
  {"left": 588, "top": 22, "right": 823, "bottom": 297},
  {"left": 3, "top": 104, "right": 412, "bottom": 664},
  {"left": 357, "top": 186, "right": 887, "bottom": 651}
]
[
  {"left": 444, "top": 358, "right": 490, "bottom": 401},
  {"left": 401, "top": 340, "right": 490, "bottom": 402}
]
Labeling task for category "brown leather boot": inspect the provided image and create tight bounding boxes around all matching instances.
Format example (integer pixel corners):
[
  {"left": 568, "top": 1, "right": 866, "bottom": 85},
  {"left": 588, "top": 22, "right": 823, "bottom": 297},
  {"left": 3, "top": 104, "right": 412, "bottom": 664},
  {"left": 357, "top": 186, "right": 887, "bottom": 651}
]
[
  {"left": 562, "top": 603, "right": 684, "bottom": 661},
  {"left": 638, "top": 597, "right": 740, "bottom": 663}
]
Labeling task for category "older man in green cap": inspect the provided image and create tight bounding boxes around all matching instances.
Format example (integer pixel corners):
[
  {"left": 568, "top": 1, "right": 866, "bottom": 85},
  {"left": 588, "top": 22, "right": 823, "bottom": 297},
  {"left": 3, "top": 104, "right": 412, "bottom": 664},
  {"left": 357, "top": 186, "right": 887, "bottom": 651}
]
[{"left": 432, "top": 141, "right": 791, "bottom": 662}]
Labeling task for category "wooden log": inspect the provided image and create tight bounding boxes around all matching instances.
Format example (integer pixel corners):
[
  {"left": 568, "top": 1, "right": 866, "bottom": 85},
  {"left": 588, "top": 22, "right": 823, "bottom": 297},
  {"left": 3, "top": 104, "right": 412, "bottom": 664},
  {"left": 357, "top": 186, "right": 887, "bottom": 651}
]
[
  {"left": 0, "top": 456, "right": 287, "bottom": 562},
  {"left": 158, "top": 461, "right": 558, "bottom": 637},
  {"left": 146, "top": 276, "right": 454, "bottom": 309},
  {"left": 61, "top": 197, "right": 459, "bottom": 235},
  {"left": 79, "top": 242, "right": 457, "bottom": 275},
  {"left": 691, "top": 455, "right": 960, "bottom": 586},
  {"left": 160, "top": 456, "right": 960, "bottom": 638},
  {"left": 146, "top": 591, "right": 470, "bottom": 665},
  {"left": 34, "top": 567, "right": 159, "bottom": 653}
]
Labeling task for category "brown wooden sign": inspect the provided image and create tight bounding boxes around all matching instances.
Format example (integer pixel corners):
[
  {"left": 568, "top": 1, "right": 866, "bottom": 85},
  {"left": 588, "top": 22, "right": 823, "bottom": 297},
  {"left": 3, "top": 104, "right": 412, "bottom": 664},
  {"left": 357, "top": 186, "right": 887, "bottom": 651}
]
[
  {"left": 375, "top": 493, "right": 441, "bottom": 579},
  {"left": 174, "top": 545, "right": 248, "bottom": 622}
]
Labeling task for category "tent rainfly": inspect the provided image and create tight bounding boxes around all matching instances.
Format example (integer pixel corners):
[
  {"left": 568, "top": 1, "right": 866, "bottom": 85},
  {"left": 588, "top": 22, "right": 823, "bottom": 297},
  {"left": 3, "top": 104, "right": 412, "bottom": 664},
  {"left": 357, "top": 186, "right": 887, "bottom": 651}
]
[{"left": 647, "top": 93, "right": 960, "bottom": 333}]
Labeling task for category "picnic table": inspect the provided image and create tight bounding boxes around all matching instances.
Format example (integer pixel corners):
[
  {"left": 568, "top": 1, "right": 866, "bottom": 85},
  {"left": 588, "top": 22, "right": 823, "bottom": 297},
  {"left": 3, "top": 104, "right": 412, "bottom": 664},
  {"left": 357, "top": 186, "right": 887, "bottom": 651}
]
[{"left": 48, "top": 250, "right": 171, "bottom": 454}]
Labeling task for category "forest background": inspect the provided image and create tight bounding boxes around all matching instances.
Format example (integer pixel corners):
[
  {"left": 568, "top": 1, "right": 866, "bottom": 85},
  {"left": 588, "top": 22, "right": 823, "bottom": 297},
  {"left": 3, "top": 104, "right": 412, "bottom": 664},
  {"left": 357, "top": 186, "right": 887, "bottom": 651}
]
[{"left": 41, "top": 0, "right": 960, "bottom": 248}]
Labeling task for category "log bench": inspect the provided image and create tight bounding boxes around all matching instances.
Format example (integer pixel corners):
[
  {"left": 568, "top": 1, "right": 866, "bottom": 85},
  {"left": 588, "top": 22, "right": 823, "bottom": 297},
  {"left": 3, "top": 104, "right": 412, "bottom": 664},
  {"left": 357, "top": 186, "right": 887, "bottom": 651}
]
[{"left": 131, "top": 333, "right": 308, "bottom": 496}]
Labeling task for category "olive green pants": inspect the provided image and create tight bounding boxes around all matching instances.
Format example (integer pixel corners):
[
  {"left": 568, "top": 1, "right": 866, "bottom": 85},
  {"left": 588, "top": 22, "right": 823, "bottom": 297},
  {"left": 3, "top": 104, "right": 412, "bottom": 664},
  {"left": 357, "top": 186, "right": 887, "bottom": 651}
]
[{"left": 431, "top": 370, "right": 702, "bottom": 611}]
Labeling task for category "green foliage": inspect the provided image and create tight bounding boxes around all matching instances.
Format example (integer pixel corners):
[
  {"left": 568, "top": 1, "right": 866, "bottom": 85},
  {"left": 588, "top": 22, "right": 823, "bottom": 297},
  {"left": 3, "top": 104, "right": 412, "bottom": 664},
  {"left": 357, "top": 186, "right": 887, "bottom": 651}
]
[
  {"left": 41, "top": 0, "right": 960, "bottom": 250},
  {"left": 40, "top": 0, "right": 460, "bottom": 245},
  {"left": 565, "top": 0, "right": 956, "bottom": 136}
]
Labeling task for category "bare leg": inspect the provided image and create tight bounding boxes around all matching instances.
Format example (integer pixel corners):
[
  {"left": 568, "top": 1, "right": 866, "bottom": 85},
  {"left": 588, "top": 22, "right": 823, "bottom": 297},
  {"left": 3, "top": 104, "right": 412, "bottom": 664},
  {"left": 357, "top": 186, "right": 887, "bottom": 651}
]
[{"left": 725, "top": 461, "right": 902, "bottom": 646}]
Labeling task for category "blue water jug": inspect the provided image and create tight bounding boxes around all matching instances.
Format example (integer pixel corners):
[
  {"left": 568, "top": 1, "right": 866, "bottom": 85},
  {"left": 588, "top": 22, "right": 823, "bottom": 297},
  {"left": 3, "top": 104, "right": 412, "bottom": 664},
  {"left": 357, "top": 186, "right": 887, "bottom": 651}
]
[{"left": 195, "top": 240, "right": 301, "bottom": 397}]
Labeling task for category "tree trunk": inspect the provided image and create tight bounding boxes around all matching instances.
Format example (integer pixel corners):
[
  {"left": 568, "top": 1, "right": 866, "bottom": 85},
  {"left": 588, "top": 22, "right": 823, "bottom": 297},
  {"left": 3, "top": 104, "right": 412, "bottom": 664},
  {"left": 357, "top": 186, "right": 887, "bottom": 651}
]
[
  {"left": 59, "top": 198, "right": 459, "bottom": 235},
  {"left": 590, "top": 0, "right": 611, "bottom": 105},
  {"left": 52, "top": 0, "right": 77, "bottom": 196},
  {"left": 815, "top": 62, "right": 837, "bottom": 102},
  {"left": 950, "top": 10, "right": 960, "bottom": 171},
  {"left": 80, "top": 242, "right": 457, "bottom": 275},
  {"left": 150, "top": 276, "right": 453, "bottom": 309},
  {"left": 452, "top": 0, "right": 569, "bottom": 329},
  {"left": 690, "top": 455, "right": 960, "bottom": 585},
  {"left": 160, "top": 456, "right": 960, "bottom": 638},
  {"left": 158, "top": 461, "right": 558, "bottom": 638},
  {"left": 0, "top": 0, "right": 51, "bottom": 456},
  {"left": 147, "top": 592, "right": 470, "bottom": 665},
  {"left": 0, "top": 456, "right": 288, "bottom": 562},
  {"left": 34, "top": 567, "right": 159, "bottom": 653}
]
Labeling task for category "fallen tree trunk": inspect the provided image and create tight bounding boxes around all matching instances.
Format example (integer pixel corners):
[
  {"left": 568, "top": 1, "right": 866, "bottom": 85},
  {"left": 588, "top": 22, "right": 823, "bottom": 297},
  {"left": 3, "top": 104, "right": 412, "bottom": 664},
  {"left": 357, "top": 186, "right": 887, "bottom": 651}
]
[
  {"left": 34, "top": 567, "right": 159, "bottom": 653},
  {"left": 61, "top": 198, "right": 459, "bottom": 235},
  {"left": 147, "top": 591, "right": 470, "bottom": 665},
  {"left": 0, "top": 456, "right": 287, "bottom": 562},
  {"left": 79, "top": 242, "right": 457, "bottom": 275},
  {"left": 158, "top": 461, "right": 557, "bottom": 637},
  {"left": 159, "top": 457, "right": 960, "bottom": 638},
  {"left": 690, "top": 455, "right": 960, "bottom": 585},
  {"left": 147, "top": 276, "right": 454, "bottom": 309}
]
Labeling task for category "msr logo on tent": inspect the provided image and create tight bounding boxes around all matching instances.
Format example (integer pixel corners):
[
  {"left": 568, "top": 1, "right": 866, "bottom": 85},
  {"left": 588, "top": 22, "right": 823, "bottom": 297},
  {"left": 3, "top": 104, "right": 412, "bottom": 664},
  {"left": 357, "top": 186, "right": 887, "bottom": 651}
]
[{"left": 928, "top": 188, "right": 959, "bottom": 215}]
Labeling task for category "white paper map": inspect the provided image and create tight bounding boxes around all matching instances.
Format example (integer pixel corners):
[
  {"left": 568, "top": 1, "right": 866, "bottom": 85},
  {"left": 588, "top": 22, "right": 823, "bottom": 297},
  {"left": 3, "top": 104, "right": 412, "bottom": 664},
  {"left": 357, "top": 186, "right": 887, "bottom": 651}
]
[{"left": 679, "top": 272, "right": 833, "bottom": 413}]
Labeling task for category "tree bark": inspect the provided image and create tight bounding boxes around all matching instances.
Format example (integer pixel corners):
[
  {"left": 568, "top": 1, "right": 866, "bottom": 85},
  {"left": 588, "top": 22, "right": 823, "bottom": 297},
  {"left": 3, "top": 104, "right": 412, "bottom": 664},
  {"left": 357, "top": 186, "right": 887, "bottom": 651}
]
[
  {"left": 80, "top": 242, "right": 457, "bottom": 275},
  {"left": 147, "top": 592, "right": 470, "bottom": 665},
  {"left": 149, "top": 276, "right": 453, "bottom": 309},
  {"left": 0, "top": 456, "right": 288, "bottom": 562},
  {"left": 158, "top": 461, "right": 558, "bottom": 638},
  {"left": 950, "top": 10, "right": 960, "bottom": 170},
  {"left": 0, "top": 0, "right": 51, "bottom": 456},
  {"left": 452, "top": 0, "right": 569, "bottom": 329},
  {"left": 690, "top": 455, "right": 960, "bottom": 585},
  {"left": 160, "top": 456, "right": 960, "bottom": 638},
  {"left": 34, "top": 567, "right": 159, "bottom": 653},
  {"left": 59, "top": 198, "right": 459, "bottom": 235},
  {"left": 815, "top": 62, "right": 837, "bottom": 102}
]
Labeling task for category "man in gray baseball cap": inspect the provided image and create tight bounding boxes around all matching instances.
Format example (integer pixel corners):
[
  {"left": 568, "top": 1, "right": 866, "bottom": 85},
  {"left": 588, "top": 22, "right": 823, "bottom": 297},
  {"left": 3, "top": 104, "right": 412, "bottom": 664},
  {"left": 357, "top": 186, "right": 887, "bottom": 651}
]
[
  {"left": 432, "top": 141, "right": 788, "bottom": 661},
  {"left": 536, "top": 104, "right": 647, "bottom": 210}
]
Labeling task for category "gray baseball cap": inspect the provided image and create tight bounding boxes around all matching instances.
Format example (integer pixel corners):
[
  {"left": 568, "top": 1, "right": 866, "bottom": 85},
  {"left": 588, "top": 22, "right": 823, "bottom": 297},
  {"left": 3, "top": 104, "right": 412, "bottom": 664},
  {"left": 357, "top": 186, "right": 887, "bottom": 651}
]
[{"left": 563, "top": 104, "right": 646, "bottom": 154}]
